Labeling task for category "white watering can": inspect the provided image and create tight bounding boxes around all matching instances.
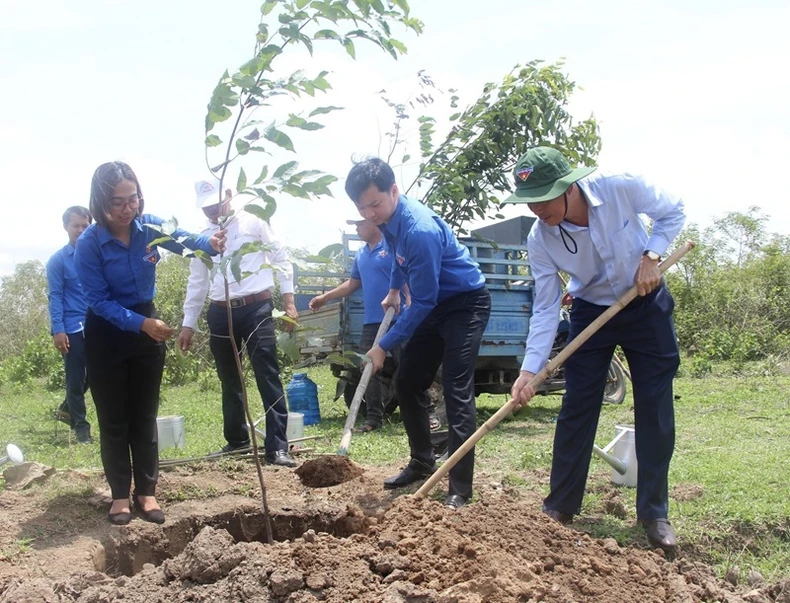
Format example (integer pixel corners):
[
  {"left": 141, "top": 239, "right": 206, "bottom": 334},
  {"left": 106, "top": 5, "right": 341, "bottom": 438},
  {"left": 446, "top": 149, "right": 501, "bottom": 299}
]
[
  {"left": 592, "top": 425, "right": 637, "bottom": 488},
  {"left": 0, "top": 444, "right": 24, "bottom": 467}
]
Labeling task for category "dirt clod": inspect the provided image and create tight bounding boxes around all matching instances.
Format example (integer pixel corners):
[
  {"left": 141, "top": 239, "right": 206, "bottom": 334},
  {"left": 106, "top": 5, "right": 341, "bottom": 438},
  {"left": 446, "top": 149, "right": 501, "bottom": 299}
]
[{"left": 295, "top": 455, "right": 365, "bottom": 487}]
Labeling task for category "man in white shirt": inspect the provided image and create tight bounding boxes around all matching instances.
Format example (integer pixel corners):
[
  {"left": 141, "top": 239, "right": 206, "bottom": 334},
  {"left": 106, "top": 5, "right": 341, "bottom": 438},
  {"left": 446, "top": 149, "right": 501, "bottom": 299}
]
[
  {"left": 506, "top": 147, "right": 685, "bottom": 553},
  {"left": 178, "top": 181, "right": 298, "bottom": 467}
]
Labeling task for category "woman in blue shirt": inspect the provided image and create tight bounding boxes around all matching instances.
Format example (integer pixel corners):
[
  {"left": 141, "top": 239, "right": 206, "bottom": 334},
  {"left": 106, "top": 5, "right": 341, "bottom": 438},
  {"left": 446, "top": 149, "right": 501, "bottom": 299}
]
[{"left": 75, "top": 161, "right": 225, "bottom": 525}]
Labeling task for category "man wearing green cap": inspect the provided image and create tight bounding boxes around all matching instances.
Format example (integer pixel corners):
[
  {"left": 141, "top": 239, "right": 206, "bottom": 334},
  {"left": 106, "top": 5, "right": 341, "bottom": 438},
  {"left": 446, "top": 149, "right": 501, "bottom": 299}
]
[{"left": 505, "top": 146, "right": 685, "bottom": 553}]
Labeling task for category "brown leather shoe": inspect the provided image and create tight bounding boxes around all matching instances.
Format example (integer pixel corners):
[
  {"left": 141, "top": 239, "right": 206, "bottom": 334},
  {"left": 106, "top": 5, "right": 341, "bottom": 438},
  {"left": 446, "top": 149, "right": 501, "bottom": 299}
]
[
  {"left": 641, "top": 518, "right": 677, "bottom": 552},
  {"left": 543, "top": 508, "right": 574, "bottom": 525}
]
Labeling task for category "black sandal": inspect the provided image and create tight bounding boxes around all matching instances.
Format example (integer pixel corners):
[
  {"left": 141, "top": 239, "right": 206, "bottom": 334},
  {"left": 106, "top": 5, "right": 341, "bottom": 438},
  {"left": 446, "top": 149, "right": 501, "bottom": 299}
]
[{"left": 354, "top": 423, "right": 378, "bottom": 434}]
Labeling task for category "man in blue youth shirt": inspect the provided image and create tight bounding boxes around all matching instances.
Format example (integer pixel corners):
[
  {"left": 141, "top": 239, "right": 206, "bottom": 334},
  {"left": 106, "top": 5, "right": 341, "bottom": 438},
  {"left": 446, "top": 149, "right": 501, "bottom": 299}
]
[
  {"left": 506, "top": 147, "right": 685, "bottom": 553},
  {"left": 47, "top": 206, "right": 93, "bottom": 443},
  {"left": 309, "top": 218, "right": 435, "bottom": 432},
  {"left": 345, "top": 158, "right": 491, "bottom": 510}
]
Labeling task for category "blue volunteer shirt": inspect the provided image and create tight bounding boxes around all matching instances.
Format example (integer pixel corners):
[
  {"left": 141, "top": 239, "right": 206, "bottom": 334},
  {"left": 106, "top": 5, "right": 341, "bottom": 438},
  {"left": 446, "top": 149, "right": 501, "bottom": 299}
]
[
  {"left": 378, "top": 195, "right": 485, "bottom": 351},
  {"left": 350, "top": 238, "right": 404, "bottom": 324},
  {"left": 46, "top": 243, "right": 88, "bottom": 335},
  {"left": 75, "top": 214, "right": 216, "bottom": 333}
]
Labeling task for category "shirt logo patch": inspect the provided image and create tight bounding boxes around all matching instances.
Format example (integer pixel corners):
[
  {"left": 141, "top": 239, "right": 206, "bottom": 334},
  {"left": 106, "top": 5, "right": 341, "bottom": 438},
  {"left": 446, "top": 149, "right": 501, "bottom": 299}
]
[
  {"left": 143, "top": 250, "right": 159, "bottom": 264},
  {"left": 378, "top": 250, "right": 388, "bottom": 258},
  {"left": 516, "top": 166, "right": 534, "bottom": 182},
  {"left": 396, "top": 254, "right": 406, "bottom": 266}
]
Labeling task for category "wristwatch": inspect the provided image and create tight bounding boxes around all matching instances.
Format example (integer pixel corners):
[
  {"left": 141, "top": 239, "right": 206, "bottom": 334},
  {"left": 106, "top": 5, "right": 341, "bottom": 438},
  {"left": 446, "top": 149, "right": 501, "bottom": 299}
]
[{"left": 643, "top": 250, "right": 660, "bottom": 261}]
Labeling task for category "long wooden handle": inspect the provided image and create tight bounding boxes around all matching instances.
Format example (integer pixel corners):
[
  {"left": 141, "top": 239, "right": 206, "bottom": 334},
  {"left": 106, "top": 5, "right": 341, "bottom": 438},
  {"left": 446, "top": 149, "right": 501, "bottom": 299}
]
[
  {"left": 415, "top": 240, "right": 696, "bottom": 498},
  {"left": 337, "top": 306, "right": 396, "bottom": 455}
]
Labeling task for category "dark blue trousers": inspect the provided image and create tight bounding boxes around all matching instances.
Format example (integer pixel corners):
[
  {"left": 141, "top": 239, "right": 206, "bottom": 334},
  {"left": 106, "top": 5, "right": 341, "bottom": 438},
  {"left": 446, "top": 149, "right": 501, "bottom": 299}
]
[
  {"left": 543, "top": 286, "right": 679, "bottom": 520},
  {"left": 61, "top": 329, "right": 90, "bottom": 439},
  {"left": 396, "top": 287, "right": 491, "bottom": 499},
  {"left": 207, "top": 299, "right": 289, "bottom": 454}
]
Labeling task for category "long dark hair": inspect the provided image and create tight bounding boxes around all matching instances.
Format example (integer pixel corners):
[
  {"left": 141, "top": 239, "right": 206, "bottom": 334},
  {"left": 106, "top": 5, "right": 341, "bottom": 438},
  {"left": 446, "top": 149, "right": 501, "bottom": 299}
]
[{"left": 89, "top": 161, "right": 145, "bottom": 228}]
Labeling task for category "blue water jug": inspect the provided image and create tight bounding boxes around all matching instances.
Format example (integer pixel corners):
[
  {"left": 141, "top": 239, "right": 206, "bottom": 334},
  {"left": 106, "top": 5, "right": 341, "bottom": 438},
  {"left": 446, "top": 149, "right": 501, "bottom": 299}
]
[{"left": 286, "top": 373, "right": 321, "bottom": 425}]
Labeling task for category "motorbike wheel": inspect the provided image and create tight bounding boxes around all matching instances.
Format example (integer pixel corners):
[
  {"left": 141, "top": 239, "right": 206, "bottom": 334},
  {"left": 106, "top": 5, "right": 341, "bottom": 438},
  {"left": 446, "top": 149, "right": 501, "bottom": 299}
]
[{"left": 603, "top": 360, "right": 627, "bottom": 404}]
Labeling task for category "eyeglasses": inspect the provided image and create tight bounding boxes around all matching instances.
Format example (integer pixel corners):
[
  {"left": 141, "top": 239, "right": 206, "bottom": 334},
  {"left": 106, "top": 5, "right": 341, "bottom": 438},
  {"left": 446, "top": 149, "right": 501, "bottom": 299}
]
[{"left": 109, "top": 194, "right": 142, "bottom": 211}]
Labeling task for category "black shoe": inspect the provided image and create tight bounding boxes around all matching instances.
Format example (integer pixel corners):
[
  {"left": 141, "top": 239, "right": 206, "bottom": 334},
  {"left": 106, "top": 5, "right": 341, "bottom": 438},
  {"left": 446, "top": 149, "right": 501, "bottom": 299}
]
[
  {"left": 444, "top": 494, "right": 468, "bottom": 510},
  {"left": 53, "top": 408, "right": 73, "bottom": 427},
  {"left": 383, "top": 460, "right": 437, "bottom": 490},
  {"left": 108, "top": 511, "right": 132, "bottom": 526},
  {"left": 266, "top": 450, "right": 297, "bottom": 467},
  {"left": 641, "top": 518, "right": 677, "bottom": 552},
  {"left": 212, "top": 442, "right": 251, "bottom": 455},
  {"left": 543, "top": 508, "right": 574, "bottom": 525},
  {"left": 133, "top": 497, "right": 165, "bottom": 524},
  {"left": 76, "top": 434, "right": 93, "bottom": 444}
]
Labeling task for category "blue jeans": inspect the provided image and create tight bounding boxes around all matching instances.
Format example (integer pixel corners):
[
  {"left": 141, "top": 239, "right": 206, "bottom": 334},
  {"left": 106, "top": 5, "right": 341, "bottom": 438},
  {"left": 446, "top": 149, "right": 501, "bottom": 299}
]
[{"left": 544, "top": 286, "right": 680, "bottom": 520}]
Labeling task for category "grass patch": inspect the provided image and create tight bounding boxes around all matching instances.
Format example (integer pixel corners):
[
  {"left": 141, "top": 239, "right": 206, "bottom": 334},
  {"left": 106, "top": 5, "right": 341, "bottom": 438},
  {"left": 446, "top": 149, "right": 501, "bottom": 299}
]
[{"left": 1, "top": 367, "right": 789, "bottom": 580}]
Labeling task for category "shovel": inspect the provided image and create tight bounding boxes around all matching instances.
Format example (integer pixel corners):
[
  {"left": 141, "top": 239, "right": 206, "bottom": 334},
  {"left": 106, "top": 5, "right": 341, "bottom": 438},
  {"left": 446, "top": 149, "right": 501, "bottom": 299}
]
[
  {"left": 414, "top": 240, "right": 696, "bottom": 499},
  {"left": 338, "top": 306, "right": 396, "bottom": 455},
  {"left": 295, "top": 306, "right": 396, "bottom": 488}
]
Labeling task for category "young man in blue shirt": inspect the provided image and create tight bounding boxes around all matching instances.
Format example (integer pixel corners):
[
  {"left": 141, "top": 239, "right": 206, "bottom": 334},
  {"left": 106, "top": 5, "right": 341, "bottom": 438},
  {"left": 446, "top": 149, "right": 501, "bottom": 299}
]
[
  {"left": 47, "top": 206, "right": 93, "bottom": 444},
  {"left": 309, "top": 219, "right": 437, "bottom": 432},
  {"left": 345, "top": 158, "right": 491, "bottom": 510},
  {"left": 506, "top": 146, "right": 685, "bottom": 553}
]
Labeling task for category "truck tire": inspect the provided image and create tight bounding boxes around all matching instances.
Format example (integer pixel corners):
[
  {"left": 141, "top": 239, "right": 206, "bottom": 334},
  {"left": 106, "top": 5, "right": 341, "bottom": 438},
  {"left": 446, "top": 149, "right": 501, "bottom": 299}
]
[{"left": 603, "top": 360, "right": 627, "bottom": 405}]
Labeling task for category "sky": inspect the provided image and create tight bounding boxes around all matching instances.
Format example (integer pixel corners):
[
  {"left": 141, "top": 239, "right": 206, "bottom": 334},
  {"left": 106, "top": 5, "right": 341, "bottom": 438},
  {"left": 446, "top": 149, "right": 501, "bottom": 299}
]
[{"left": 1, "top": 0, "right": 788, "bottom": 276}]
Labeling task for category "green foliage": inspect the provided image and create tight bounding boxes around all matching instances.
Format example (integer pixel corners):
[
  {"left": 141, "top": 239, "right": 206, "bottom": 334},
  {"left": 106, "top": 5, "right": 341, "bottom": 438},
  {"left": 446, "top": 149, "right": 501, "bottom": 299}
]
[
  {"left": 203, "top": 0, "right": 422, "bottom": 227},
  {"left": 0, "top": 261, "right": 49, "bottom": 363},
  {"left": 391, "top": 61, "right": 602, "bottom": 233},
  {"left": 667, "top": 208, "right": 790, "bottom": 362}
]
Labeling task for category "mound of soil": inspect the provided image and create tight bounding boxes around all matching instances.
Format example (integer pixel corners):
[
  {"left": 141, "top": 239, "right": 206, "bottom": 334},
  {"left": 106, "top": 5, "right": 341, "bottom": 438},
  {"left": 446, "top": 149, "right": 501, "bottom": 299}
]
[
  {"left": 1, "top": 462, "right": 787, "bottom": 602},
  {"left": 295, "top": 456, "right": 364, "bottom": 488}
]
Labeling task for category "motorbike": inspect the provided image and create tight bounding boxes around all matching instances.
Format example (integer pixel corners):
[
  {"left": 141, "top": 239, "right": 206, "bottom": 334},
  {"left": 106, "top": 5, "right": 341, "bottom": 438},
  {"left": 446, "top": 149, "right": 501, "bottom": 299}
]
[{"left": 535, "top": 294, "right": 627, "bottom": 404}]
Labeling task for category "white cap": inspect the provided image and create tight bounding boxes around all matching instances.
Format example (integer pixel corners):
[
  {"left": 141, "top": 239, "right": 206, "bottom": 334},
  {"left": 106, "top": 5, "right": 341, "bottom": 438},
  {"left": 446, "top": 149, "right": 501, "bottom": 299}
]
[{"left": 195, "top": 180, "right": 221, "bottom": 208}]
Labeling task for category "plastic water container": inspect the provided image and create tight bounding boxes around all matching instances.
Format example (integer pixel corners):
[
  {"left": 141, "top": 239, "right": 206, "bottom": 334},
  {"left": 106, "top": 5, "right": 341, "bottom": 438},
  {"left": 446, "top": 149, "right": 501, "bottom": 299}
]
[
  {"left": 286, "top": 373, "right": 321, "bottom": 425},
  {"left": 157, "top": 415, "right": 185, "bottom": 450},
  {"left": 286, "top": 412, "right": 305, "bottom": 450},
  {"left": 610, "top": 424, "right": 638, "bottom": 488}
]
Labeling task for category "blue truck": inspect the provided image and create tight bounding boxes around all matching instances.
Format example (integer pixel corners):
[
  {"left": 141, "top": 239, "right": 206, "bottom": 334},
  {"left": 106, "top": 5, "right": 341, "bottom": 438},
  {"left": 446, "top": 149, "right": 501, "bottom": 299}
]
[{"left": 295, "top": 216, "right": 625, "bottom": 418}]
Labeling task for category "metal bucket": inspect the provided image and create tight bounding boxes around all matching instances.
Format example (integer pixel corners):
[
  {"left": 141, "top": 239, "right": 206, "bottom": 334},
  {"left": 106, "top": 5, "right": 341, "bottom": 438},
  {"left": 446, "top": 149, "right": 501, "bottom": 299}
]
[{"left": 157, "top": 415, "right": 185, "bottom": 450}]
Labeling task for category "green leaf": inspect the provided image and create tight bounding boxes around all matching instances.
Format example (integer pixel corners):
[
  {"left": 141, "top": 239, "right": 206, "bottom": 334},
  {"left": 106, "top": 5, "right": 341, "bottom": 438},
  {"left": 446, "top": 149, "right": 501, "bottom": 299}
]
[
  {"left": 147, "top": 235, "right": 173, "bottom": 248},
  {"left": 341, "top": 37, "right": 356, "bottom": 59},
  {"left": 326, "top": 353, "right": 356, "bottom": 368},
  {"left": 237, "top": 167, "right": 247, "bottom": 192},
  {"left": 192, "top": 249, "right": 214, "bottom": 270},
  {"left": 163, "top": 218, "right": 178, "bottom": 236},
  {"left": 236, "top": 139, "right": 250, "bottom": 155},
  {"left": 273, "top": 160, "right": 298, "bottom": 178},
  {"left": 245, "top": 200, "right": 277, "bottom": 223},
  {"left": 261, "top": 0, "right": 278, "bottom": 15},
  {"left": 263, "top": 126, "right": 295, "bottom": 152},
  {"left": 231, "top": 73, "right": 257, "bottom": 89},
  {"left": 253, "top": 165, "right": 269, "bottom": 185},
  {"left": 244, "top": 128, "right": 261, "bottom": 141},
  {"left": 402, "top": 154, "right": 411, "bottom": 163},
  {"left": 205, "top": 134, "right": 222, "bottom": 147},
  {"left": 318, "top": 243, "right": 344, "bottom": 258},
  {"left": 309, "top": 105, "right": 344, "bottom": 117},
  {"left": 230, "top": 252, "right": 244, "bottom": 284},
  {"left": 296, "top": 0, "right": 310, "bottom": 8},
  {"left": 277, "top": 332, "right": 301, "bottom": 362},
  {"left": 314, "top": 29, "right": 340, "bottom": 40},
  {"left": 391, "top": 0, "right": 410, "bottom": 13}
]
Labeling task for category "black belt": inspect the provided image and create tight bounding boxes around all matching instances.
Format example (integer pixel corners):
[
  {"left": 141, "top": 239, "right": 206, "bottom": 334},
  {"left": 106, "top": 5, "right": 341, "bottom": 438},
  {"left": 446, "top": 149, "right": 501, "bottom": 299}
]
[{"left": 210, "top": 290, "right": 272, "bottom": 308}]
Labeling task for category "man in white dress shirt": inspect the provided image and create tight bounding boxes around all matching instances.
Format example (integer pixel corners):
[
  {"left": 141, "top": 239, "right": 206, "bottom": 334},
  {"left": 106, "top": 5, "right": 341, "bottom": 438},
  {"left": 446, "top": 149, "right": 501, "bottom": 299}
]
[
  {"left": 506, "top": 147, "right": 685, "bottom": 552},
  {"left": 178, "top": 181, "right": 298, "bottom": 467}
]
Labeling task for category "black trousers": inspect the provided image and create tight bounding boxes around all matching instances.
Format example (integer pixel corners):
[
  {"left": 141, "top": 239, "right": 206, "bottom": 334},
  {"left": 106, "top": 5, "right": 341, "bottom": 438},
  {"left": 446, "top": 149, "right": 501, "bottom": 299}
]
[
  {"left": 84, "top": 304, "right": 165, "bottom": 500},
  {"left": 396, "top": 287, "right": 491, "bottom": 499},
  {"left": 543, "top": 286, "right": 680, "bottom": 520},
  {"left": 207, "top": 299, "right": 288, "bottom": 453}
]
